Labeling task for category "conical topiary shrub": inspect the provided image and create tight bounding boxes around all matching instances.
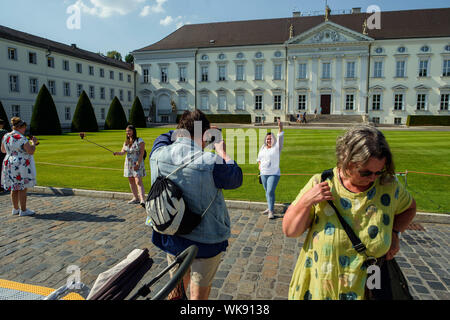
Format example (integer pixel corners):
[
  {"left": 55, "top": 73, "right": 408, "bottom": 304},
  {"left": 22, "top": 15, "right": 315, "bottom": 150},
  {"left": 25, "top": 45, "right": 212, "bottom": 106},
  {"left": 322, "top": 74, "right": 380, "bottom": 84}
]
[
  {"left": 30, "top": 84, "right": 62, "bottom": 135},
  {"left": 71, "top": 91, "right": 98, "bottom": 132},
  {"left": 0, "top": 100, "right": 12, "bottom": 132},
  {"left": 128, "top": 96, "right": 146, "bottom": 128},
  {"left": 104, "top": 97, "right": 128, "bottom": 130}
]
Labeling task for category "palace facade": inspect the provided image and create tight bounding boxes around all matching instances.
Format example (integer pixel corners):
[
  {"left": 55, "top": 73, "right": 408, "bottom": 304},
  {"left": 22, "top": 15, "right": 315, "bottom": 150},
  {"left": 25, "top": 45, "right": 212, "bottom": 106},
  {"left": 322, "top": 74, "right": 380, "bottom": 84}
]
[{"left": 133, "top": 7, "right": 450, "bottom": 125}]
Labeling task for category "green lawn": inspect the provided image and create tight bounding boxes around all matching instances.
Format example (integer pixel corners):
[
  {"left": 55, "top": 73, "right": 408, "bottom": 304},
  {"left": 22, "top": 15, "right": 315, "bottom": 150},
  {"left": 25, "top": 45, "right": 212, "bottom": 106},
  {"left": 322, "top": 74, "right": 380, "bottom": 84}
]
[{"left": 32, "top": 128, "right": 450, "bottom": 214}]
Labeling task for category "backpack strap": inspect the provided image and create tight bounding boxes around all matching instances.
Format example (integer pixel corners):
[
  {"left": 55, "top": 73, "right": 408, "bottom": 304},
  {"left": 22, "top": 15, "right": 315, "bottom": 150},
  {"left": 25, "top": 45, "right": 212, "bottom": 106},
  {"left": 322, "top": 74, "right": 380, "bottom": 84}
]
[
  {"left": 320, "top": 169, "right": 368, "bottom": 255},
  {"left": 165, "top": 150, "right": 203, "bottom": 179}
]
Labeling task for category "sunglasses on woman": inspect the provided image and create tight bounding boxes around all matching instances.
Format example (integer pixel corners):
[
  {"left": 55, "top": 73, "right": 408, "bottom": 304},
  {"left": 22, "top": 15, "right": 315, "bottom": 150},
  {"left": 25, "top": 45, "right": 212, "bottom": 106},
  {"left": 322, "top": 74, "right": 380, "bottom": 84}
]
[{"left": 358, "top": 169, "right": 386, "bottom": 177}]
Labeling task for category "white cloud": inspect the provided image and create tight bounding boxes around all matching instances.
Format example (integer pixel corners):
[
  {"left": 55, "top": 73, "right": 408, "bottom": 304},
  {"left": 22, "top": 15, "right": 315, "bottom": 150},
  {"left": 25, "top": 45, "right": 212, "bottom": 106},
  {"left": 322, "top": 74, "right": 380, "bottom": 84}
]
[
  {"left": 159, "top": 15, "right": 174, "bottom": 26},
  {"left": 139, "top": 0, "right": 167, "bottom": 17},
  {"left": 160, "top": 15, "right": 187, "bottom": 28},
  {"left": 73, "top": 0, "right": 147, "bottom": 18}
]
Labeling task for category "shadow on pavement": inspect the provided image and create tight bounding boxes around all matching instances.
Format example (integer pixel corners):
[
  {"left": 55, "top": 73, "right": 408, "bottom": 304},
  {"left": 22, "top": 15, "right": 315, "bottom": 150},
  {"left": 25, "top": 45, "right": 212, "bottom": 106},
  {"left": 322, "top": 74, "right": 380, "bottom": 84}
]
[{"left": 32, "top": 211, "right": 125, "bottom": 223}]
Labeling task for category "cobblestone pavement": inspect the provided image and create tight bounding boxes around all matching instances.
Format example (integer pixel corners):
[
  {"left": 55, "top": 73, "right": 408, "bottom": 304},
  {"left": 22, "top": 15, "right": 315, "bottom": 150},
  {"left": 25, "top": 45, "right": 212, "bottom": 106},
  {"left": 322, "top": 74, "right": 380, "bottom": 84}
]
[{"left": 0, "top": 192, "right": 449, "bottom": 300}]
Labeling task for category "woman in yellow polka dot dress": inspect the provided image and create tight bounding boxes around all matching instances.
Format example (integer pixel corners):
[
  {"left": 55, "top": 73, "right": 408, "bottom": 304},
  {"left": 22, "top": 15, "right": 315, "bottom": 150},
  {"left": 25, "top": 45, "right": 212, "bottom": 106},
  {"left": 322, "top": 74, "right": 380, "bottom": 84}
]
[{"left": 283, "top": 125, "right": 416, "bottom": 300}]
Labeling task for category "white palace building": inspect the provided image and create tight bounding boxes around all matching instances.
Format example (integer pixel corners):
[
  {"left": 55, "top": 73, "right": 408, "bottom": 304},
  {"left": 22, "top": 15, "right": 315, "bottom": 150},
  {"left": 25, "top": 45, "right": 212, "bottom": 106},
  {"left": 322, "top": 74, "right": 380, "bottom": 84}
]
[
  {"left": 0, "top": 25, "right": 135, "bottom": 128},
  {"left": 133, "top": 7, "right": 450, "bottom": 125}
]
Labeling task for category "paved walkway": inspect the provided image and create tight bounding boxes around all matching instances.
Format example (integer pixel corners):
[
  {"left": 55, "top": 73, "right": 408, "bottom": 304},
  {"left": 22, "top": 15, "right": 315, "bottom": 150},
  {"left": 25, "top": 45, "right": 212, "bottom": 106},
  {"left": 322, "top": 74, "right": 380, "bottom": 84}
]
[{"left": 0, "top": 192, "right": 449, "bottom": 300}]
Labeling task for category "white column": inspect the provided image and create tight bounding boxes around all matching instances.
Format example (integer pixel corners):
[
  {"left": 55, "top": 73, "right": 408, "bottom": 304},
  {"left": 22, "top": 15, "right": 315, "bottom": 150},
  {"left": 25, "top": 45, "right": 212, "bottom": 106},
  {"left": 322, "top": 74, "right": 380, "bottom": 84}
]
[
  {"left": 359, "top": 54, "right": 369, "bottom": 114},
  {"left": 311, "top": 55, "right": 319, "bottom": 112},
  {"left": 287, "top": 56, "right": 296, "bottom": 114},
  {"left": 335, "top": 54, "right": 344, "bottom": 114}
]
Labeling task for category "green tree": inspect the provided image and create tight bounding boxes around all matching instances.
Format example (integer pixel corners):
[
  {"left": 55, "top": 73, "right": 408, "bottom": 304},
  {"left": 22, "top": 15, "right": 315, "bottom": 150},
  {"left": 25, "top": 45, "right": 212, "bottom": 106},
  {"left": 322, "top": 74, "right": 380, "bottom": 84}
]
[
  {"left": 106, "top": 50, "right": 122, "bottom": 61},
  {"left": 71, "top": 91, "right": 98, "bottom": 132},
  {"left": 128, "top": 96, "right": 146, "bottom": 128},
  {"left": 30, "top": 84, "right": 62, "bottom": 135},
  {"left": 125, "top": 53, "right": 134, "bottom": 64},
  {"left": 0, "top": 100, "right": 12, "bottom": 132},
  {"left": 104, "top": 97, "right": 128, "bottom": 130}
]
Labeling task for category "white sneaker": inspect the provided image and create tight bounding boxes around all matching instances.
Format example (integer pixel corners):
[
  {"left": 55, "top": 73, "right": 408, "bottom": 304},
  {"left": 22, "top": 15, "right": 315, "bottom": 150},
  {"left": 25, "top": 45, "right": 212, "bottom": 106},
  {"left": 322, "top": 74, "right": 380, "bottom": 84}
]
[
  {"left": 268, "top": 211, "right": 275, "bottom": 219},
  {"left": 12, "top": 208, "right": 20, "bottom": 215},
  {"left": 19, "top": 209, "right": 35, "bottom": 216},
  {"left": 260, "top": 209, "right": 269, "bottom": 214}
]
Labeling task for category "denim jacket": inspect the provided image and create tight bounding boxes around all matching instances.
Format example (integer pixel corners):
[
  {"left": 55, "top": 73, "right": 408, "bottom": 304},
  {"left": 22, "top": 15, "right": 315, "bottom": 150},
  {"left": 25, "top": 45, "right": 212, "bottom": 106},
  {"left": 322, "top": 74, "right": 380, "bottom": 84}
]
[{"left": 150, "top": 136, "right": 242, "bottom": 244}]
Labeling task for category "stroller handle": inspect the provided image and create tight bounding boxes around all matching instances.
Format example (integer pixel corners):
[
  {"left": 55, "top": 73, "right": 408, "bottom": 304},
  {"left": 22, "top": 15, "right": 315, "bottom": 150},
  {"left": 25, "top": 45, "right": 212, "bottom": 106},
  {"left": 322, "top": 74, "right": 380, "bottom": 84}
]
[
  {"left": 150, "top": 244, "right": 198, "bottom": 300},
  {"left": 129, "top": 244, "right": 198, "bottom": 300}
]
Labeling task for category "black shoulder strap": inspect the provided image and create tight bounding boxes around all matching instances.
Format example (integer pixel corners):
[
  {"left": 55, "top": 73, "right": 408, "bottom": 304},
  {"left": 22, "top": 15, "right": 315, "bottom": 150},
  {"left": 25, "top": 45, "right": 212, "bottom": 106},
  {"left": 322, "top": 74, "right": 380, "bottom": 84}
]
[{"left": 320, "top": 169, "right": 367, "bottom": 254}]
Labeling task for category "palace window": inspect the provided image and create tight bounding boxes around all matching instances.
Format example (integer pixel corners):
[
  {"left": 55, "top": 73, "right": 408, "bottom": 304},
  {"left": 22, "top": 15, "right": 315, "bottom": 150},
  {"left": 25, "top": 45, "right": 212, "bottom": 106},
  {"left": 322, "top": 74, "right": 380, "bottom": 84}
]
[
  {"left": 372, "top": 94, "right": 381, "bottom": 110},
  {"left": 440, "top": 94, "right": 449, "bottom": 110},
  {"left": 419, "top": 59, "right": 429, "bottom": 77},
  {"left": 218, "top": 65, "right": 226, "bottom": 81},
  {"left": 29, "top": 78, "right": 38, "bottom": 94},
  {"left": 255, "top": 94, "right": 263, "bottom": 110},
  {"left": 143, "top": 68, "right": 149, "bottom": 83},
  {"left": 11, "top": 105, "right": 20, "bottom": 117},
  {"left": 394, "top": 94, "right": 404, "bottom": 110},
  {"left": 89, "top": 86, "right": 95, "bottom": 99},
  {"left": 255, "top": 64, "right": 263, "bottom": 80},
  {"left": 63, "top": 82, "right": 71, "bottom": 96},
  {"left": 100, "top": 87, "right": 105, "bottom": 100},
  {"left": 218, "top": 94, "right": 227, "bottom": 110},
  {"left": 76, "top": 63, "right": 82, "bottom": 73},
  {"left": 63, "top": 60, "right": 70, "bottom": 71},
  {"left": 200, "top": 66, "right": 208, "bottom": 82},
  {"left": 274, "top": 64, "right": 282, "bottom": 80},
  {"left": 9, "top": 75, "right": 19, "bottom": 92},
  {"left": 345, "top": 94, "right": 355, "bottom": 110},
  {"left": 236, "top": 94, "right": 245, "bottom": 110},
  {"left": 65, "top": 107, "right": 71, "bottom": 121},
  {"left": 373, "top": 61, "right": 383, "bottom": 78},
  {"left": 298, "top": 63, "right": 307, "bottom": 79},
  {"left": 29, "top": 52, "right": 37, "bottom": 64},
  {"left": 394, "top": 118, "right": 402, "bottom": 125},
  {"left": 89, "top": 66, "right": 94, "bottom": 76},
  {"left": 77, "top": 84, "right": 83, "bottom": 97},
  {"left": 100, "top": 68, "right": 105, "bottom": 78},
  {"left": 416, "top": 94, "right": 427, "bottom": 110},
  {"left": 274, "top": 95, "right": 282, "bottom": 110},
  {"left": 443, "top": 59, "right": 450, "bottom": 77},
  {"left": 200, "top": 94, "right": 209, "bottom": 110},
  {"left": 322, "top": 62, "right": 331, "bottom": 79},
  {"left": 346, "top": 61, "right": 356, "bottom": 78},
  {"left": 48, "top": 80, "right": 56, "bottom": 95},
  {"left": 8, "top": 47, "right": 17, "bottom": 60},
  {"left": 160, "top": 67, "right": 168, "bottom": 83},
  {"left": 396, "top": 60, "right": 406, "bottom": 78},
  {"left": 236, "top": 64, "right": 244, "bottom": 81},
  {"left": 47, "top": 57, "right": 55, "bottom": 68},
  {"left": 179, "top": 66, "right": 187, "bottom": 82},
  {"left": 298, "top": 94, "right": 307, "bottom": 110}
]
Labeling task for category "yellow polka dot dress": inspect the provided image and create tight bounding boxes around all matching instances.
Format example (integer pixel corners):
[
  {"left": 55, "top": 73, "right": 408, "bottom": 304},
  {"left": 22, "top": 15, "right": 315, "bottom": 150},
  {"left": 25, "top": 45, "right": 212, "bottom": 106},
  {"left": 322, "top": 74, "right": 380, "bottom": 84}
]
[{"left": 289, "top": 168, "right": 412, "bottom": 300}]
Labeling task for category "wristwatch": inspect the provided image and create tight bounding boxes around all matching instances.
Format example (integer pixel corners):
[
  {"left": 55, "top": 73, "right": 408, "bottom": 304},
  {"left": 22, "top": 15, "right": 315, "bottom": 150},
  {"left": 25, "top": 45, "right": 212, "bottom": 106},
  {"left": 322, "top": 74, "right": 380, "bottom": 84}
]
[{"left": 393, "top": 229, "right": 401, "bottom": 239}]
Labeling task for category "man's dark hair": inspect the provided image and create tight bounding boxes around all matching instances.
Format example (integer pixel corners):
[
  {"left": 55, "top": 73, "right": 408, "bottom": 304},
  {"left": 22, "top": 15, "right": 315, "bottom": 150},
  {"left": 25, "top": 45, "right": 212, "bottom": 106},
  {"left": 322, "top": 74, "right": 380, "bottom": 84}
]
[{"left": 177, "top": 110, "right": 210, "bottom": 138}]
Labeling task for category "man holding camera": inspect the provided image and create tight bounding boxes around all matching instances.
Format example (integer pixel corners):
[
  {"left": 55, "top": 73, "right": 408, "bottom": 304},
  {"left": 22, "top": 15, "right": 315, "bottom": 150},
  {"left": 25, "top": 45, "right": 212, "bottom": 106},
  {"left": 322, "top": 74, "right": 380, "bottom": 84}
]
[{"left": 149, "top": 110, "right": 243, "bottom": 300}]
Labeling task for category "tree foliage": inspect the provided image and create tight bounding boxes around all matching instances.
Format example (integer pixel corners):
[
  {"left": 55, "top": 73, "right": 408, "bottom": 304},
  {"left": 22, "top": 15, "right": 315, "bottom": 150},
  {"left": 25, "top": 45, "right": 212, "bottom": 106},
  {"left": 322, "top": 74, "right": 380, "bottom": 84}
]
[
  {"left": 71, "top": 91, "right": 99, "bottom": 132},
  {"left": 30, "top": 84, "right": 62, "bottom": 135},
  {"left": 128, "top": 96, "right": 146, "bottom": 128},
  {"left": 0, "top": 100, "right": 12, "bottom": 132},
  {"left": 106, "top": 50, "right": 122, "bottom": 61},
  {"left": 104, "top": 97, "right": 128, "bottom": 130}
]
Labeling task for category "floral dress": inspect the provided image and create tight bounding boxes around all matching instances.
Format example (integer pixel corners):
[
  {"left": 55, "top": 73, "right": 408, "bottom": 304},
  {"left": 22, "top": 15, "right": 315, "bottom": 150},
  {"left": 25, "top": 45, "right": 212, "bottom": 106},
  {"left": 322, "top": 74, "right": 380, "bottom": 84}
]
[
  {"left": 288, "top": 168, "right": 412, "bottom": 300},
  {"left": 123, "top": 138, "right": 146, "bottom": 177},
  {"left": 1, "top": 130, "right": 36, "bottom": 191}
]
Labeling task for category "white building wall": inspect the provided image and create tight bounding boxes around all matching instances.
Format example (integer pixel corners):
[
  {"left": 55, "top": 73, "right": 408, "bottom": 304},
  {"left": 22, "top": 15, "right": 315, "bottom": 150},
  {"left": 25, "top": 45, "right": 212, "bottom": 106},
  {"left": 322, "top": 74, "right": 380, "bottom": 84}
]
[{"left": 0, "top": 38, "right": 135, "bottom": 128}]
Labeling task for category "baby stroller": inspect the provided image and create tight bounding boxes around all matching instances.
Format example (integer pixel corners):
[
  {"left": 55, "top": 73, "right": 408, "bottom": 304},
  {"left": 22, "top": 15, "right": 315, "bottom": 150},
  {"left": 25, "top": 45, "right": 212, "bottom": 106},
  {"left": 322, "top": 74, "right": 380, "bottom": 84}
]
[{"left": 0, "top": 245, "right": 197, "bottom": 300}]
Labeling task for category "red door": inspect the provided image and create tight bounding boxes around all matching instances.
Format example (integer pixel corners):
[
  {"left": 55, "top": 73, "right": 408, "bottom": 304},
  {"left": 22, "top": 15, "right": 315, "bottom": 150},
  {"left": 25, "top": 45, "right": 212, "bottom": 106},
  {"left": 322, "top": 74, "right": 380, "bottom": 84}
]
[{"left": 320, "top": 95, "right": 331, "bottom": 114}]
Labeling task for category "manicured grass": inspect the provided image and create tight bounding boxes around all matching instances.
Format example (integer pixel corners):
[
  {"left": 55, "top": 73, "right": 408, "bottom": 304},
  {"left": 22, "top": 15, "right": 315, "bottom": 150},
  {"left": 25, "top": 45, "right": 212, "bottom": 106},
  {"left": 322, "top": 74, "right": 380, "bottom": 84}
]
[{"left": 32, "top": 128, "right": 450, "bottom": 214}]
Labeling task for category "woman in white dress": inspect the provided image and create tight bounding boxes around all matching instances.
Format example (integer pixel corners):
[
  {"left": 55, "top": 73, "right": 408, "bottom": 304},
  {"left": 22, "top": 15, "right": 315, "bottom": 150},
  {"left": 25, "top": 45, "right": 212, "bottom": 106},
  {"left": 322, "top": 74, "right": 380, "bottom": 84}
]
[
  {"left": 257, "top": 119, "right": 284, "bottom": 219},
  {"left": 1, "top": 117, "right": 38, "bottom": 216},
  {"left": 114, "top": 125, "right": 146, "bottom": 206}
]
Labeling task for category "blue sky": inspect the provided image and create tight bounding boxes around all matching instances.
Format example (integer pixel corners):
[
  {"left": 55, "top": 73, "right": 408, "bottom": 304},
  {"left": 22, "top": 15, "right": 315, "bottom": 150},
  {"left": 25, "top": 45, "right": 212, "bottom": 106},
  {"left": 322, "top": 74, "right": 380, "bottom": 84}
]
[{"left": 0, "top": 0, "right": 448, "bottom": 58}]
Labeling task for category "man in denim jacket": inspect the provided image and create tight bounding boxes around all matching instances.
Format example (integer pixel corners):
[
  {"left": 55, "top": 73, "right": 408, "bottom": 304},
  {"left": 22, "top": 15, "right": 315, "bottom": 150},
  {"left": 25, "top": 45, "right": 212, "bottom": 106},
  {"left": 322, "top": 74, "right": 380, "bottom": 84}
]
[{"left": 149, "top": 110, "right": 243, "bottom": 300}]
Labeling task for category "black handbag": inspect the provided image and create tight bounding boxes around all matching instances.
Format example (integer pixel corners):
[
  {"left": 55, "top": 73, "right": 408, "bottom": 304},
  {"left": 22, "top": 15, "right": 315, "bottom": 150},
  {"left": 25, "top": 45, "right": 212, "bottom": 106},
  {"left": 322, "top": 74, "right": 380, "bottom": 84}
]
[
  {"left": 258, "top": 172, "right": 262, "bottom": 184},
  {"left": 321, "top": 169, "right": 413, "bottom": 300}
]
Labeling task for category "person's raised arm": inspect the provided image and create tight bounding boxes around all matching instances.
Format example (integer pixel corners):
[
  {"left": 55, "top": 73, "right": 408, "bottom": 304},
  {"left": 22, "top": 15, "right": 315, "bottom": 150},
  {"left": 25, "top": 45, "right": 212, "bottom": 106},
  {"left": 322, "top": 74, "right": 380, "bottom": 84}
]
[
  {"left": 23, "top": 137, "right": 37, "bottom": 155},
  {"left": 213, "top": 140, "right": 243, "bottom": 190}
]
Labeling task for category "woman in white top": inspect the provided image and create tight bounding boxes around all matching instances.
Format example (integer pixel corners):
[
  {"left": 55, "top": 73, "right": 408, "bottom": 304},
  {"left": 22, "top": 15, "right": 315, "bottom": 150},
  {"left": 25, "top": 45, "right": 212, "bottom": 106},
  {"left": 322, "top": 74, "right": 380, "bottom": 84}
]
[
  {"left": 114, "top": 125, "right": 146, "bottom": 206},
  {"left": 257, "top": 119, "right": 284, "bottom": 219}
]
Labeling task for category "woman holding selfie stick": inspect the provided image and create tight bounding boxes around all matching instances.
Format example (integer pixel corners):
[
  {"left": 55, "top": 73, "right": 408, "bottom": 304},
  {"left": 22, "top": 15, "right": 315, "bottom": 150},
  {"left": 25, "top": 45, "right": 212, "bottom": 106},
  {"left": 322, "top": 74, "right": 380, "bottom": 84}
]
[
  {"left": 257, "top": 119, "right": 284, "bottom": 219},
  {"left": 1, "top": 117, "right": 38, "bottom": 216},
  {"left": 114, "top": 125, "right": 146, "bottom": 206}
]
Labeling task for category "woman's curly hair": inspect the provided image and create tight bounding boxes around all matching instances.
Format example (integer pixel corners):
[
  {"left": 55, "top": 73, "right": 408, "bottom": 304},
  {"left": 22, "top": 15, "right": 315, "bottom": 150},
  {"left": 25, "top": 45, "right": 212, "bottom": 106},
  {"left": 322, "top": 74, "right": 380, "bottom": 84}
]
[{"left": 336, "top": 125, "right": 395, "bottom": 185}]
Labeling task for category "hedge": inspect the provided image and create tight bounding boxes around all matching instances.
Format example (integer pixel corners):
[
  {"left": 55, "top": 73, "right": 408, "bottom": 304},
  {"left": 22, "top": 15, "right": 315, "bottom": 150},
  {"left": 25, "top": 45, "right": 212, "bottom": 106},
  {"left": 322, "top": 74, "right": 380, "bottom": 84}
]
[
  {"left": 0, "top": 100, "right": 12, "bottom": 132},
  {"left": 128, "top": 97, "right": 147, "bottom": 128},
  {"left": 406, "top": 115, "right": 450, "bottom": 126},
  {"left": 176, "top": 113, "right": 252, "bottom": 124},
  {"left": 104, "top": 97, "right": 128, "bottom": 130},
  {"left": 30, "top": 84, "right": 62, "bottom": 135},
  {"left": 71, "top": 91, "right": 99, "bottom": 132}
]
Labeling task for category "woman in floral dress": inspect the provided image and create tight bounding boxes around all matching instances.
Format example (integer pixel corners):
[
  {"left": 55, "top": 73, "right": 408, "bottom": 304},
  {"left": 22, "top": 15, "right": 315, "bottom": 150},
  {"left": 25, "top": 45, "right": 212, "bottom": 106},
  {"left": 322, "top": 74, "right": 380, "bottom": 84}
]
[
  {"left": 1, "top": 117, "right": 38, "bottom": 216},
  {"left": 114, "top": 125, "right": 146, "bottom": 205}
]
